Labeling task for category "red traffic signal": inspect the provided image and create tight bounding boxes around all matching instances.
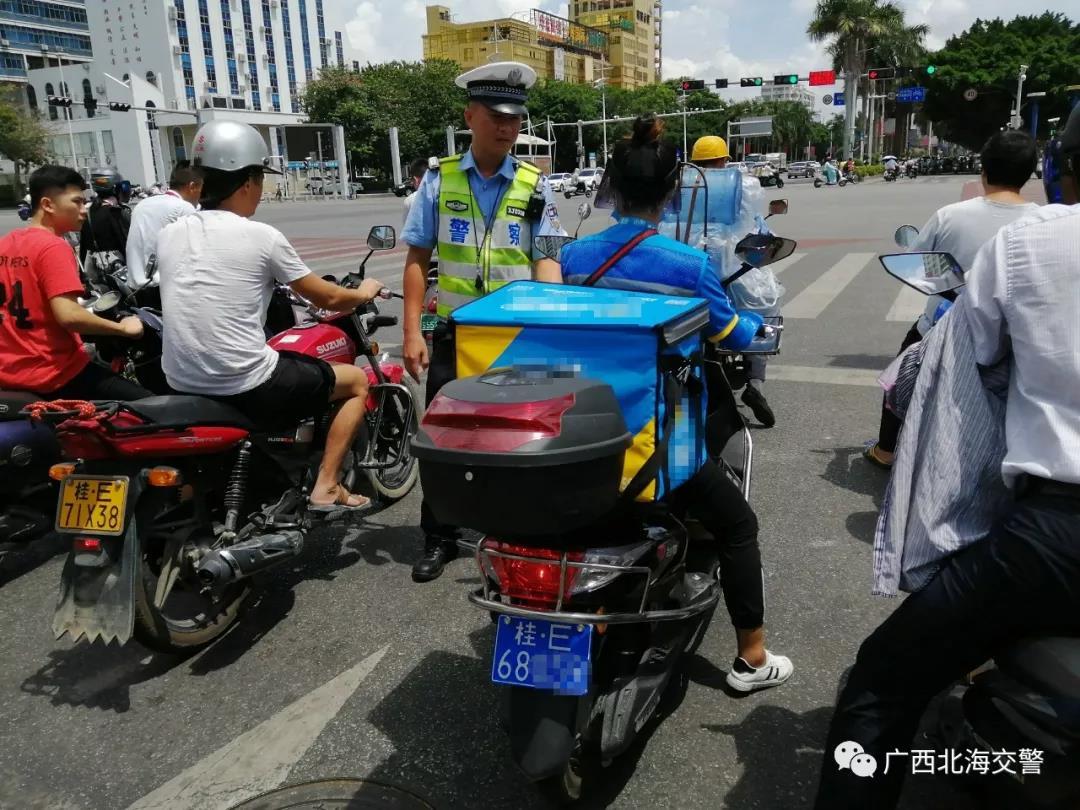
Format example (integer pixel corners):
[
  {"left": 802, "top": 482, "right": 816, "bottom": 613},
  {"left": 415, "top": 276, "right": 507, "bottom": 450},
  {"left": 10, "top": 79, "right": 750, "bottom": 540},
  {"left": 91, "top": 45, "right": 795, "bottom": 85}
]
[
  {"left": 809, "top": 70, "right": 836, "bottom": 86},
  {"left": 868, "top": 70, "right": 879, "bottom": 80},
  {"left": 680, "top": 79, "right": 705, "bottom": 91}
]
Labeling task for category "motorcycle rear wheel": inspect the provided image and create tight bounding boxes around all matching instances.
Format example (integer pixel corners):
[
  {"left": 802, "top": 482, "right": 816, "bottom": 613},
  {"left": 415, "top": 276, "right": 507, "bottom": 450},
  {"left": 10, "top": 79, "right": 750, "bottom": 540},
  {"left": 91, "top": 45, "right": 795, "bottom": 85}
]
[
  {"left": 537, "top": 738, "right": 600, "bottom": 805},
  {"left": 133, "top": 533, "right": 250, "bottom": 654}
]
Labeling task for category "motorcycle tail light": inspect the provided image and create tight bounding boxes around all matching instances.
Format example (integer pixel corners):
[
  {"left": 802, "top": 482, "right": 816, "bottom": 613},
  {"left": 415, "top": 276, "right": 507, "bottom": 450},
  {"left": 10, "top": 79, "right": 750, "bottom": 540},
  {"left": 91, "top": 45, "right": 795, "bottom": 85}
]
[
  {"left": 481, "top": 539, "right": 585, "bottom": 610},
  {"left": 568, "top": 539, "right": 655, "bottom": 595},
  {"left": 49, "top": 462, "right": 77, "bottom": 481},
  {"left": 73, "top": 536, "right": 102, "bottom": 553},
  {"left": 421, "top": 393, "right": 574, "bottom": 453}
]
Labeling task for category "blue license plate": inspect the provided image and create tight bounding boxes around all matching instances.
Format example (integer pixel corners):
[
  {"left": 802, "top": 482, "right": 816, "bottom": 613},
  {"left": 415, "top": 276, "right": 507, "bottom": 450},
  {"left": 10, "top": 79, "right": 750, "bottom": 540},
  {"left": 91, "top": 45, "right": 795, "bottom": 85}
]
[{"left": 491, "top": 615, "right": 592, "bottom": 695}]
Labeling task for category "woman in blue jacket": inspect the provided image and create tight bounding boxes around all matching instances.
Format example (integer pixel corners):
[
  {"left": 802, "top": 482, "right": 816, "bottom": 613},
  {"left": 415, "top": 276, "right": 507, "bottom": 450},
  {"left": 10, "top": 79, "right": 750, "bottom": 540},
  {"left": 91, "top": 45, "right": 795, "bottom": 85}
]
[{"left": 552, "top": 115, "right": 793, "bottom": 693}]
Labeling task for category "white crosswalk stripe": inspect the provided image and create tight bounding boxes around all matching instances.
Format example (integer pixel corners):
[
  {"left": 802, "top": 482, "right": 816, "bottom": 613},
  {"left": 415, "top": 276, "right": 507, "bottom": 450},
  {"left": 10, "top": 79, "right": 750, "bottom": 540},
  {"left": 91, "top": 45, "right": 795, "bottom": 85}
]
[
  {"left": 783, "top": 253, "right": 876, "bottom": 319},
  {"left": 886, "top": 284, "right": 927, "bottom": 323},
  {"left": 769, "top": 252, "right": 808, "bottom": 275}
]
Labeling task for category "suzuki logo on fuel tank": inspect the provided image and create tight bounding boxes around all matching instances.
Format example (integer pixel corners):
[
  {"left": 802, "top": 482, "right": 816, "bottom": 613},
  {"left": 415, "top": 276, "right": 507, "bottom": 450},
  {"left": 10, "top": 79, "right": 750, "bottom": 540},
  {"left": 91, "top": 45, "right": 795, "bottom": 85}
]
[{"left": 317, "top": 336, "right": 348, "bottom": 355}]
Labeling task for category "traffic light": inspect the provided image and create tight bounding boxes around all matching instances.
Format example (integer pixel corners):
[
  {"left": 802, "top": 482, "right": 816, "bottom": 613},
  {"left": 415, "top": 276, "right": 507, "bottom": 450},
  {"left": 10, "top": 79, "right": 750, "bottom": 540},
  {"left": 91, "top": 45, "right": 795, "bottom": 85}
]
[
  {"left": 809, "top": 70, "right": 836, "bottom": 86},
  {"left": 715, "top": 78, "right": 728, "bottom": 89},
  {"left": 47, "top": 96, "right": 73, "bottom": 107},
  {"left": 740, "top": 77, "right": 763, "bottom": 87},
  {"left": 925, "top": 64, "right": 937, "bottom": 75},
  {"left": 895, "top": 67, "right": 913, "bottom": 77},
  {"left": 774, "top": 74, "right": 799, "bottom": 85},
  {"left": 83, "top": 98, "right": 97, "bottom": 112},
  {"left": 680, "top": 79, "right": 705, "bottom": 91},
  {"left": 867, "top": 67, "right": 894, "bottom": 80},
  {"left": 108, "top": 102, "right": 132, "bottom": 112}
]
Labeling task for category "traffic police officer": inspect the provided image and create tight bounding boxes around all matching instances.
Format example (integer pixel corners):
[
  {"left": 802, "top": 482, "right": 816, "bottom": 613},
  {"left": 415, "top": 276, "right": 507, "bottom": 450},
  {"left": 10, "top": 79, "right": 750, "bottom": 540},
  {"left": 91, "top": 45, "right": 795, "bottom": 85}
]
[{"left": 401, "top": 61, "right": 566, "bottom": 582}]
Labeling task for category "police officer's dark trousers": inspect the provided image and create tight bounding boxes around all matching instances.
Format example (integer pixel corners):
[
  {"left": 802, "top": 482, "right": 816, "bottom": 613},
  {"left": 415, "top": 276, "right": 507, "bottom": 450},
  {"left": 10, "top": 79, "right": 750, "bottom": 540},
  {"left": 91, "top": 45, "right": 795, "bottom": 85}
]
[
  {"left": 813, "top": 481, "right": 1080, "bottom": 809},
  {"left": 419, "top": 322, "right": 459, "bottom": 541}
]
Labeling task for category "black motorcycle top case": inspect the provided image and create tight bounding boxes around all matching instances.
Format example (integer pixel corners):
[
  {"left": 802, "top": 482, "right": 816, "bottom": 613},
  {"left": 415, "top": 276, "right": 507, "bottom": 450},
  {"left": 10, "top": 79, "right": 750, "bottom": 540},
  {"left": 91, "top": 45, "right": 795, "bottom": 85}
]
[{"left": 412, "top": 371, "right": 631, "bottom": 539}]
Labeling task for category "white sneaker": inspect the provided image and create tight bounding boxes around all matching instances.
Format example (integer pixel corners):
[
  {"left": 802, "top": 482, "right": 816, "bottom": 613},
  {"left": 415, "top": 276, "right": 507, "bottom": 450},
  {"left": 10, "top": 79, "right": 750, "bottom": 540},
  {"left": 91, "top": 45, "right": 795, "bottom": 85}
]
[{"left": 725, "top": 650, "right": 794, "bottom": 693}]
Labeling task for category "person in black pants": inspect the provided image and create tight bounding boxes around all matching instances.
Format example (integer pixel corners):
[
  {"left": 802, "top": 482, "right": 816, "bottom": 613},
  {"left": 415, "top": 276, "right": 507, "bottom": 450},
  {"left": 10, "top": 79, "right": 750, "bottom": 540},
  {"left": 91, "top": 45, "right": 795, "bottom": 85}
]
[
  {"left": 865, "top": 321, "right": 922, "bottom": 468},
  {"left": 816, "top": 106, "right": 1080, "bottom": 809}
]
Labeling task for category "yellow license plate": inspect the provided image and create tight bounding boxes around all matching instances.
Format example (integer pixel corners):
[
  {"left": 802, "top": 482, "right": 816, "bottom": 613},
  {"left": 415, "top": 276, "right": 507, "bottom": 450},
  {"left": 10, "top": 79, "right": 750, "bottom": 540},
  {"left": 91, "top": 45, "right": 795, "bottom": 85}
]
[{"left": 56, "top": 476, "right": 130, "bottom": 536}]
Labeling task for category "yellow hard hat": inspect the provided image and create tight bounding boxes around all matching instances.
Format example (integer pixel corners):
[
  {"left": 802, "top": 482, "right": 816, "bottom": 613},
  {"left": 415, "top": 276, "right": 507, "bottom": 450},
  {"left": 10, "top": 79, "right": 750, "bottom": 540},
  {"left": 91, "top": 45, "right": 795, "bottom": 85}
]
[{"left": 691, "top": 135, "right": 730, "bottom": 162}]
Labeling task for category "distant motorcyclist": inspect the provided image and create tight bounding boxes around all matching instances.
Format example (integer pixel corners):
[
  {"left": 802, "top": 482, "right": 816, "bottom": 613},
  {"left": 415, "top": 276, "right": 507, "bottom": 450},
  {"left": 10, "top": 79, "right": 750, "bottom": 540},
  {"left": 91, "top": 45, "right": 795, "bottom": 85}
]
[
  {"left": 79, "top": 167, "right": 132, "bottom": 269},
  {"left": 0, "top": 165, "right": 147, "bottom": 400},
  {"left": 557, "top": 115, "right": 793, "bottom": 693},
  {"left": 401, "top": 157, "right": 428, "bottom": 227}
]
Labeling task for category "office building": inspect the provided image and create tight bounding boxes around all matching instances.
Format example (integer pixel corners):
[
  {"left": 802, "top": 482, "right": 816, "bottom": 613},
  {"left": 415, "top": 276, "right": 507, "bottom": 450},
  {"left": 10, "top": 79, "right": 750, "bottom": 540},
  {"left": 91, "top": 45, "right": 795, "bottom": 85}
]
[
  {"left": 760, "top": 82, "right": 815, "bottom": 110},
  {"left": 0, "top": 0, "right": 93, "bottom": 83},
  {"left": 570, "top": 0, "right": 661, "bottom": 88}
]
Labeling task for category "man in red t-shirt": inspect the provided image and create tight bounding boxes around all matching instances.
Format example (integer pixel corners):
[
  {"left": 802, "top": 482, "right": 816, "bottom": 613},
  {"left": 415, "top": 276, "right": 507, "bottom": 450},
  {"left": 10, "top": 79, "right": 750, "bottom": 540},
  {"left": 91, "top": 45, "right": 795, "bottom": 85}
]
[{"left": 0, "top": 165, "right": 148, "bottom": 399}]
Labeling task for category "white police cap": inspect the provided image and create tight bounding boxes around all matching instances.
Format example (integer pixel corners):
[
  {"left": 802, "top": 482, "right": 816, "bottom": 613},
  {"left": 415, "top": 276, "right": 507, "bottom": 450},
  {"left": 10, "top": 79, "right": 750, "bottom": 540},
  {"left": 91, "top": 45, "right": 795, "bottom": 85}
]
[{"left": 455, "top": 61, "right": 536, "bottom": 116}]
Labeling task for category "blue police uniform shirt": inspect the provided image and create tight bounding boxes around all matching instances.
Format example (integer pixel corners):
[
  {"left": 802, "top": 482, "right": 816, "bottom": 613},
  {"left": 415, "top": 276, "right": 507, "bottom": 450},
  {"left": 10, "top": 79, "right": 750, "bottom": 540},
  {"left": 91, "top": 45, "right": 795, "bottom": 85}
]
[
  {"left": 560, "top": 215, "right": 761, "bottom": 351},
  {"left": 402, "top": 149, "right": 566, "bottom": 258}
]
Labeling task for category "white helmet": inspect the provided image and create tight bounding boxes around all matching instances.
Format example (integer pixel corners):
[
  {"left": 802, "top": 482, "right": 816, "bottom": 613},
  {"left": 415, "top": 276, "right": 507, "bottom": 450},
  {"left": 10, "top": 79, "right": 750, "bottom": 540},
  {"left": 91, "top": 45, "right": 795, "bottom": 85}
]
[{"left": 191, "top": 120, "right": 282, "bottom": 174}]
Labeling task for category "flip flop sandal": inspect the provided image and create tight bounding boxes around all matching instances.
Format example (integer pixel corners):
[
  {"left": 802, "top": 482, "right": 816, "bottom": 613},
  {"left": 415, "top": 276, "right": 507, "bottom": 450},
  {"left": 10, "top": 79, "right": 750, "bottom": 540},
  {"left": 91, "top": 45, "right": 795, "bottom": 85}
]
[
  {"left": 308, "top": 486, "right": 373, "bottom": 515},
  {"left": 862, "top": 441, "right": 893, "bottom": 471}
]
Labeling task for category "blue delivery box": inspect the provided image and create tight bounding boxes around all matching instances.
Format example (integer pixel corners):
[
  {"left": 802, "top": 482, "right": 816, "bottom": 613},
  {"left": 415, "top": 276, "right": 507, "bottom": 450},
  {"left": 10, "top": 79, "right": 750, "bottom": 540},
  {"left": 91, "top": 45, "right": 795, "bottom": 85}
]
[{"left": 442, "top": 281, "right": 709, "bottom": 507}]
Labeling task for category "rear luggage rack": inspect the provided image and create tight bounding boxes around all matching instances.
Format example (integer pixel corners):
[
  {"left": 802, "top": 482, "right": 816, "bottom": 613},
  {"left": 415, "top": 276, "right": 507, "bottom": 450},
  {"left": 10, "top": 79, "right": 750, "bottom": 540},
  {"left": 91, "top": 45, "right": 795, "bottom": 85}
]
[{"left": 461, "top": 539, "right": 721, "bottom": 626}]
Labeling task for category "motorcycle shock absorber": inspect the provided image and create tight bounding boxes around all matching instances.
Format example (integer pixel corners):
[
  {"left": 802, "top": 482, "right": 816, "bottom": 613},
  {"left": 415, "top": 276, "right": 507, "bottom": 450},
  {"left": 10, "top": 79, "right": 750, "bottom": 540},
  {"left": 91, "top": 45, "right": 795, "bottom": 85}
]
[{"left": 223, "top": 441, "right": 252, "bottom": 535}]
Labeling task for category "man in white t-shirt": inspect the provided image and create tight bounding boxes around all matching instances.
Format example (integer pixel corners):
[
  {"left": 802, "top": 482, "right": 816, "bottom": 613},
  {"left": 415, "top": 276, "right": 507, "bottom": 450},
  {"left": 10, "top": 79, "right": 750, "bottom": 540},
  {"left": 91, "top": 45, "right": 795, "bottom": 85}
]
[
  {"left": 864, "top": 129, "right": 1040, "bottom": 470},
  {"left": 158, "top": 121, "right": 385, "bottom": 512},
  {"left": 125, "top": 160, "right": 204, "bottom": 290}
]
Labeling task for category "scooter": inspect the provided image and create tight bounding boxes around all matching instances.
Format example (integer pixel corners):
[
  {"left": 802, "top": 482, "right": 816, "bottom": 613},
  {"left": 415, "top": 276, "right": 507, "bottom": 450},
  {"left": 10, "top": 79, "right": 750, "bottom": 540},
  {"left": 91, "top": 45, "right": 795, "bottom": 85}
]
[
  {"left": 564, "top": 178, "right": 592, "bottom": 199},
  {"left": 27, "top": 226, "right": 422, "bottom": 652},
  {"left": 411, "top": 230, "right": 794, "bottom": 805},
  {"left": 879, "top": 247, "right": 1080, "bottom": 808}
]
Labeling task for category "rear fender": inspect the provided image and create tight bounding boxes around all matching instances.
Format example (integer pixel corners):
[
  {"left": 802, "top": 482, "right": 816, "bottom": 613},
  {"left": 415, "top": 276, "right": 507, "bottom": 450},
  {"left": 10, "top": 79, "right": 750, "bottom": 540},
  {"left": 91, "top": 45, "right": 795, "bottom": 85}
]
[
  {"left": 505, "top": 686, "right": 589, "bottom": 781},
  {"left": 51, "top": 476, "right": 147, "bottom": 645}
]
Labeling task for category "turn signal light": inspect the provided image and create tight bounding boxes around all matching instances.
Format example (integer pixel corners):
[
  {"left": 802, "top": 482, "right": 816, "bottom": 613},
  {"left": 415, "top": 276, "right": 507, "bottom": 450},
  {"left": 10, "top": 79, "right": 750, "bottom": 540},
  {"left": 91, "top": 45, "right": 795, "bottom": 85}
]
[
  {"left": 49, "top": 462, "right": 77, "bottom": 480},
  {"left": 147, "top": 466, "right": 182, "bottom": 487}
]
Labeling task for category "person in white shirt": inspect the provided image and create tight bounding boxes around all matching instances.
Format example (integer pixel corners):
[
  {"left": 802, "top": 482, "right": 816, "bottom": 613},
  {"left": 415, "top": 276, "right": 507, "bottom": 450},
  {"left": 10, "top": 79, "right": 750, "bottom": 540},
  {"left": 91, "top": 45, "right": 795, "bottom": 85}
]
[
  {"left": 158, "top": 120, "right": 385, "bottom": 513},
  {"left": 865, "top": 129, "right": 1040, "bottom": 469},
  {"left": 125, "top": 160, "right": 204, "bottom": 291},
  {"left": 816, "top": 103, "right": 1080, "bottom": 810}
]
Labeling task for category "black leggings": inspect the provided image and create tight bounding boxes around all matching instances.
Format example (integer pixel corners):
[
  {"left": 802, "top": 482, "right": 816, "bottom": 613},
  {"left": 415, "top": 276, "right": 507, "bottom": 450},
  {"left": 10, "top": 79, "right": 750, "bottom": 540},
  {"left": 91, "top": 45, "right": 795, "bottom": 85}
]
[
  {"left": 668, "top": 460, "right": 764, "bottom": 629},
  {"left": 45, "top": 362, "right": 151, "bottom": 402}
]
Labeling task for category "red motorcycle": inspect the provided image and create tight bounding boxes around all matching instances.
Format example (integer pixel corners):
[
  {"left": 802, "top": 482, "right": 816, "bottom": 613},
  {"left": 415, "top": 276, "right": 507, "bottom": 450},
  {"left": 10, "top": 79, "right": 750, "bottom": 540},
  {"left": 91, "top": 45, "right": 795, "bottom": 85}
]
[{"left": 30, "top": 226, "right": 421, "bottom": 652}]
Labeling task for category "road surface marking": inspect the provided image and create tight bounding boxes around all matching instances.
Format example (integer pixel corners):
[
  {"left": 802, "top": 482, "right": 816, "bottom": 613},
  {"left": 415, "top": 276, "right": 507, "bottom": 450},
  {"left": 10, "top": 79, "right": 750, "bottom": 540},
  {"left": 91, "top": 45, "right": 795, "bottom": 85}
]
[
  {"left": 886, "top": 284, "right": 927, "bottom": 323},
  {"left": 125, "top": 645, "right": 389, "bottom": 810},
  {"left": 769, "top": 252, "right": 807, "bottom": 275},
  {"left": 783, "top": 253, "right": 875, "bottom": 319},
  {"left": 768, "top": 364, "right": 881, "bottom": 387}
]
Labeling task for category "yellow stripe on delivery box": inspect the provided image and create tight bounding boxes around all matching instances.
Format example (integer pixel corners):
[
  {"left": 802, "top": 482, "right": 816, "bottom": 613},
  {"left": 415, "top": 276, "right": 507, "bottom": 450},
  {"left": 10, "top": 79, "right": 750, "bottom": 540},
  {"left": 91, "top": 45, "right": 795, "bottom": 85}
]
[
  {"left": 622, "top": 418, "right": 657, "bottom": 502},
  {"left": 455, "top": 325, "right": 523, "bottom": 379}
]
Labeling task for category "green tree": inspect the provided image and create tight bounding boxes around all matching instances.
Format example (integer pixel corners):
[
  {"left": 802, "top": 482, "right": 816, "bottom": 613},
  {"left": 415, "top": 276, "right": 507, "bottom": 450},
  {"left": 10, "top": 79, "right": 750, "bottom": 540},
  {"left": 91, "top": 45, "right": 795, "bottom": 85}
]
[
  {"left": 808, "top": 0, "right": 926, "bottom": 159},
  {"left": 301, "top": 61, "right": 465, "bottom": 180},
  {"left": 922, "top": 12, "right": 1080, "bottom": 149},
  {"left": 0, "top": 84, "right": 54, "bottom": 195}
]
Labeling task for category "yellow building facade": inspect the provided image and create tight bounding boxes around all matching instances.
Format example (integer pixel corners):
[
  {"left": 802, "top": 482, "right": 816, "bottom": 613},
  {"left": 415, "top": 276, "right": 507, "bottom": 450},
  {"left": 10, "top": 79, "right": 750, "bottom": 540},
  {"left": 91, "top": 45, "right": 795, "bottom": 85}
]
[
  {"left": 571, "top": 0, "right": 662, "bottom": 87},
  {"left": 423, "top": 4, "right": 661, "bottom": 89}
]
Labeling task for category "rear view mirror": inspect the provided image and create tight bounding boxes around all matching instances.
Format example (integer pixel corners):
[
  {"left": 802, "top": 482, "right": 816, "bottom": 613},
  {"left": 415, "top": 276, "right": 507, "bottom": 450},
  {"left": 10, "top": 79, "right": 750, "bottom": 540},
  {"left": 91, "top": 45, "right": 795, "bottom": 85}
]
[
  {"left": 91, "top": 290, "right": 122, "bottom": 316},
  {"left": 879, "top": 252, "right": 965, "bottom": 296},
  {"left": 894, "top": 224, "right": 919, "bottom": 248},
  {"left": 734, "top": 234, "right": 797, "bottom": 268},
  {"left": 577, "top": 202, "right": 592, "bottom": 221},
  {"left": 533, "top": 235, "right": 575, "bottom": 262},
  {"left": 366, "top": 225, "right": 396, "bottom": 251},
  {"left": 768, "top": 199, "right": 789, "bottom": 217}
]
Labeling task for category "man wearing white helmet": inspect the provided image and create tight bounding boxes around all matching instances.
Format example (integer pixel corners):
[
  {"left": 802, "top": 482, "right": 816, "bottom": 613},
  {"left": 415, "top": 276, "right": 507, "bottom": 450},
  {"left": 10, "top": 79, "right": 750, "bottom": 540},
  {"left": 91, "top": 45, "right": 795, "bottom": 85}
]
[{"left": 156, "top": 120, "right": 385, "bottom": 513}]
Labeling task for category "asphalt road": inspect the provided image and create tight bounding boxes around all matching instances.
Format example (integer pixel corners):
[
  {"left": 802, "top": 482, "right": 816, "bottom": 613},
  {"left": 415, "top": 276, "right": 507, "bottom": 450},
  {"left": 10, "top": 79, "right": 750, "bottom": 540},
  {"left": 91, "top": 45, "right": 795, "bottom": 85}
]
[{"left": 0, "top": 174, "right": 1045, "bottom": 810}]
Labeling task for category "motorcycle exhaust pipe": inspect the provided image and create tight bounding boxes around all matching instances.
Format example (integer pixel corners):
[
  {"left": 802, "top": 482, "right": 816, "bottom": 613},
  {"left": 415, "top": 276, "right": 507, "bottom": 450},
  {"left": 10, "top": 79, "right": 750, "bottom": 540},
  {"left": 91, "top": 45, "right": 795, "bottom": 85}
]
[{"left": 197, "top": 531, "right": 304, "bottom": 586}]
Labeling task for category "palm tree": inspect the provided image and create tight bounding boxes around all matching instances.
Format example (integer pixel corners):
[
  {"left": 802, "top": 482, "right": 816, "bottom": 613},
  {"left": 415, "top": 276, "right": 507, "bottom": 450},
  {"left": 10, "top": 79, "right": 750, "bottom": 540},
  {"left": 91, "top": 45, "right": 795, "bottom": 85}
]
[{"left": 807, "top": 0, "right": 921, "bottom": 160}]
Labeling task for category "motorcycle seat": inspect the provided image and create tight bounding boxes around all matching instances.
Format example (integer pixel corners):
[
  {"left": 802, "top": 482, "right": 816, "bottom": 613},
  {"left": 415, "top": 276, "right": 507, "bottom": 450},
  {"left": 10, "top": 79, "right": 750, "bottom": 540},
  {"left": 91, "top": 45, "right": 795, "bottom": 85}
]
[
  {"left": 0, "top": 391, "right": 42, "bottom": 421},
  {"left": 126, "top": 395, "right": 254, "bottom": 430}
]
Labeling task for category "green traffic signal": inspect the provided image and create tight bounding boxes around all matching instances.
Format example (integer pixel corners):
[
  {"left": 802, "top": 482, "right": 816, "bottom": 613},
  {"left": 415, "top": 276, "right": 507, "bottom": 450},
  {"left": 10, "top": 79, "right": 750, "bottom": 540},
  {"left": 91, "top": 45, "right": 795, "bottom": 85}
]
[{"left": 925, "top": 65, "right": 937, "bottom": 75}]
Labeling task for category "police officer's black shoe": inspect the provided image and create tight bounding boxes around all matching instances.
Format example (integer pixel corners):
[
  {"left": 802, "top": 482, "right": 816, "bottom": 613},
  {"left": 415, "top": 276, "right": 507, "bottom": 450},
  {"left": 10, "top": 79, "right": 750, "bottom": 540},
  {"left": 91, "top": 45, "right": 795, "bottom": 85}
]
[
  {"left": 412, "top": 537, "right": 459, "bottom": 582},
  {"left": 741, "top": 385, "right": 776, "bottom": 428}
]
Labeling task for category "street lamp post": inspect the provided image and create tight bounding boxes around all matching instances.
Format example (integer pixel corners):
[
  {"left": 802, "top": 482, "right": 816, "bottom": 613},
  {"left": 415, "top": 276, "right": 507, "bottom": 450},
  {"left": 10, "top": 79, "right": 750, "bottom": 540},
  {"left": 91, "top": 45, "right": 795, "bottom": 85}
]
[
  {"left": 44, "top": 46, "right": 79, "bottom": 170},
  {"left": 1027, "top": 91, "right": 1046, "bottom": 136},
  {"left": 1011, "top": 64, "right": 1029, "bottom": 129}
]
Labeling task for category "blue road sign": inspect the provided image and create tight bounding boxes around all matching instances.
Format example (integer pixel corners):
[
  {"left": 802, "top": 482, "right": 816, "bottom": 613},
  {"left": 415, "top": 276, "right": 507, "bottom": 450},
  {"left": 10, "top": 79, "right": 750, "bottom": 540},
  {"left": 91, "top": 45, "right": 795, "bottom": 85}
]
[
  {"left": 896, "top": 86, "right": 927, "bottom": 103},
  {"left": 833, "top": 91, "right": 845, "bottom": 106}
]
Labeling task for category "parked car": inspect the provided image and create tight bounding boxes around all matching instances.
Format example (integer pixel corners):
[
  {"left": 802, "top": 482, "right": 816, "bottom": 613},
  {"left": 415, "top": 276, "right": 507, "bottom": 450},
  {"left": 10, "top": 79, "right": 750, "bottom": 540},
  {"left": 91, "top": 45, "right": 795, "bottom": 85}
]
[{"left": 546, "top": 172, "right": 571, "bottom": 192}]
